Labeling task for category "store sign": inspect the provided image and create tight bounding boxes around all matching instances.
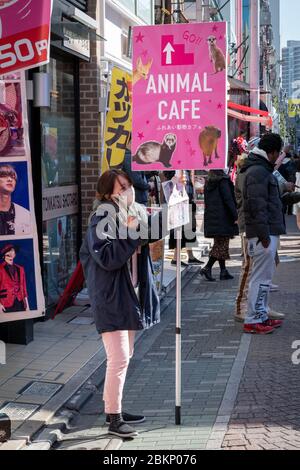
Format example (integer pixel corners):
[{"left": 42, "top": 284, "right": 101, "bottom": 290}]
[
  {"left": 0, "top": 0, "right": 52, "bottom": 74},
  {"left": 132, "top": 22, "right": 227, "bottom": 171},
  {"left": 102, "top": 67, "right": 132, "bottom": 173},
  {"left": 42, "top": 185, "right": 78, "bottom": 221},
  {"left": 288, "top": 99, "right": 300, "bottom": 118},
  {"left": 0, "top": 72, "right": 45, "bottom": 323},
  {"left": 63, "top": 25, "right": 90, "bottom": 60}
]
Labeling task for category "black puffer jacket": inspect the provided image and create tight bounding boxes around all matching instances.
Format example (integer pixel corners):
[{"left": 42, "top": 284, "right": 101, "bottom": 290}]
[
  {"left": 204, "top": 171, "right": 239, "bottom": 238},
  {"left": 241, "top": 152, "right": 286, "bottom": 240}
]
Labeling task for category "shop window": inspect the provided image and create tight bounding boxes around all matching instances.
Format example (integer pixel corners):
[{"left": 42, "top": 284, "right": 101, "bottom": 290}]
[{"left": 41, "top": 56, "right": 76, "bottom": 188}]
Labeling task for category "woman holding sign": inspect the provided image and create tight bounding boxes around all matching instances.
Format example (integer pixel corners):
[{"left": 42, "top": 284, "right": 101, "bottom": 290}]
[{"left": 80, "top": 170, "right": 162, "bottom": 438}]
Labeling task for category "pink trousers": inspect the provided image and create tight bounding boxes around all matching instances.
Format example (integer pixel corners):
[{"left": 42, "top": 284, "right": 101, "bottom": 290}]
[{"left": 101, "top": 330, "right": 136, "bottom": 414}]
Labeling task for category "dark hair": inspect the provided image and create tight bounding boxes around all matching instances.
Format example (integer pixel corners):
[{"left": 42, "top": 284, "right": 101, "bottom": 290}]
[
  {"left": 97, "top": 169, "right": 132, "bottom": 201},
  {"left": 258, "top": 133, "right": 283, "bottom": 154}
]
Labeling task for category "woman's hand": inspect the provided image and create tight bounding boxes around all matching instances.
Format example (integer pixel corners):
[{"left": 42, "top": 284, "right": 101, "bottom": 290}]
[
  {"left": 0, "top": 304, "right": 6, "bottom": 313},
  {"left": 127, "top": 216, "right": 139, "bottom": 230}
]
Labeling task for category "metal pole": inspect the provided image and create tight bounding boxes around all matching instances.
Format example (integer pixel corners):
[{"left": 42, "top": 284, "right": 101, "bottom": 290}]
[
  {"left": 235, "top": 0, "right": 243, "bottom": 80},
  {"left": 250, "top": 0, "right": 260, "bottom": 136},
  {"left": 170, "top": 1, "right": 184, "bottom": 427},
  {"left": 175, "top": 226, "right": 181, "bottom": 425},
  {"left": 171, "top": 0, "right": 183, "bottom": 24},
  {"left": 196, "top": 0, "right": 203, "bottom": 22},
  {"left": 203, "top": 1, "right": 210, "bottom": 22}
]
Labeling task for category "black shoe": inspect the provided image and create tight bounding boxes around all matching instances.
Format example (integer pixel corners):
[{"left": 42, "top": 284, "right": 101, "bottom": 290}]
[
  {"left": 200, "top": 267, "right": 216, "bottom": 282},
  {"left": 171, "top": 260, "right": 188, "bottom": 266},
  {"left": 220, "top": 269, "right": 234, "bottom": 280},
  {"left": 108, "top": 414, "right": 138, "bottom": 438},
  {"left": 188, "top": 258, "right": 204, "bottom": 265},
  {"left": 106, "top": 412, "right": 145, "bottom": 425}
]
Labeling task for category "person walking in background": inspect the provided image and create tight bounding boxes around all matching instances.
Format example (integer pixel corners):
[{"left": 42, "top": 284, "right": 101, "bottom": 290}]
[
  {"left": 241, "top": 133, "right": 286, "bottom": 335},
  {"left": 163, "top": 170, "right": 203, "bottom": 266},
  {"left": 277, "top": 144, "right": 300, "bottom": 214},
  {"left": 80, "top": 170, "right": 161, "bottom": 438},
  {"left": 122, "top": 134, "right": 154, "bottom": 206},
  {"left": 200, "top": 169, "right": 238, "bottom": 282}
]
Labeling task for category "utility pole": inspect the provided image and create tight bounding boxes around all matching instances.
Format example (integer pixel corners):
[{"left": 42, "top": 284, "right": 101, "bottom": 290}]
[
  {"left": 196, "top": 0, "right": 203, "bottom": 22},
  {"left": 250, "top": 0, "right": 260, "bottom": 136},
  {"left": 203, "top": 1, "right": 210, "bottom": 22},
  {"left": 235, "top": 0, "right": 243, "bottom": 80}
]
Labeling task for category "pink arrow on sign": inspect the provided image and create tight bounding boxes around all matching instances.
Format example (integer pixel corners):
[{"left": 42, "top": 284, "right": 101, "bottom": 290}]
[{"left": 163, "top": 42, "right": 175, "bottom": 64}]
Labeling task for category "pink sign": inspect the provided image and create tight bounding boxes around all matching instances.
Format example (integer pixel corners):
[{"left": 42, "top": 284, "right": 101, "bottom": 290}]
[
  {"left": 132, "top": 22, "right": 228, "bottom": 171},
  {"left": 0, "top": 0, "right": 52, "bottom": 74}
]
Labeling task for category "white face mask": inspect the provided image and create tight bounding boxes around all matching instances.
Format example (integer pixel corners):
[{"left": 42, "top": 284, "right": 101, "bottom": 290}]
[{"left": 113, "top": 186, "right": 135, "bottom": 208}]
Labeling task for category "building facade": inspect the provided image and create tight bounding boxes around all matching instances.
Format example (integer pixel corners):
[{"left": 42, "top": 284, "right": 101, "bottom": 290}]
[
  {"left": 28, "top": 0, "right": 154, "bottom": 314},
  {"left": 29, "top": 0, "right": 103, "bottom": 313}
]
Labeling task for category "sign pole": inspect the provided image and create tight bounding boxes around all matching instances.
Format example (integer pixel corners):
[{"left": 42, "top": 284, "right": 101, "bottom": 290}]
[{"left": 175, "top": 226, "right": 182, "bottom": 425}]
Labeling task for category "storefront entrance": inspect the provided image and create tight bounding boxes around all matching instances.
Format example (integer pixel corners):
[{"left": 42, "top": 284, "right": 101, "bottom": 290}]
[{"left": 30, "top": 50, "right": 81, "bottom": 313}]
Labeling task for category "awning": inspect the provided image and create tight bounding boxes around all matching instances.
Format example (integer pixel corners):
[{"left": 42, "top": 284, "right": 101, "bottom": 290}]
[
  {"left": 228, "top": 76, "right": 251, "bottom": 92},
  {"left": 227, "top": 101, "right": 273, "bottom": 128}
]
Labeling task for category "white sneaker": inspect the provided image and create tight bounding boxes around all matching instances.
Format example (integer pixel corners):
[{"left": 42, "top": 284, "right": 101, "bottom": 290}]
[
  {"left": 269, "top": 310, "right": 285, "bottom": 320},
  {"left": 270, "top": 284, "right": 279, "bottom": 292}
]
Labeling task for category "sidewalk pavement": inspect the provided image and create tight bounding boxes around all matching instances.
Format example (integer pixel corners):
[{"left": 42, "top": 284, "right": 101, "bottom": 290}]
[
  {"left": 2, "top": 216, "right": 299, "bottom": 451},
  {"left": 45, "top": 215, "right": 299, "bottom": 452},
  {"left": 0, "top": 237, "right": 209, "bottom": 450}
]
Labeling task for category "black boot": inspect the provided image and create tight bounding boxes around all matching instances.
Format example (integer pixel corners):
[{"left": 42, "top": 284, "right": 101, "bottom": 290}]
[
  {"left": 200, "top": 267, "right": 216, "bottom": 282},
  {"left": 108, "top": 413, "right": 138, "bottom": 438},
  {"left": 220, "top": 269, "right": 234, "bottom": 280}
]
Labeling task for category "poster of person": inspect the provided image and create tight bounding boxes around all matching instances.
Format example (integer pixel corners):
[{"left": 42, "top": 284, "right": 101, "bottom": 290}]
[
  {"left": 132, "top": 22, "right": 227, "bottom": 171},
  {"left": 0, "top": 0, "right": 53, "bottom": 74},
  {"left": 0, "top": 80, "right": 25, "bottom": 156},
  {"left": 0, "top": 71, "right": 45, "bottom": 322},
  {"left": 162, "top": 178, "right": 189, "bottom": 231},
  {"left": 0, "top": 239, "right": 38, "bottom": 321},
  {"left": 0, "top": 161, "right": 31, "bottom": 236}
]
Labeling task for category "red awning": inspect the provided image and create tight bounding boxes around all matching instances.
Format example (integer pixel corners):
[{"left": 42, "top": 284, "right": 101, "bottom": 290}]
[{"left": 227, "top": 101, "right": 273, "bottom": 128}]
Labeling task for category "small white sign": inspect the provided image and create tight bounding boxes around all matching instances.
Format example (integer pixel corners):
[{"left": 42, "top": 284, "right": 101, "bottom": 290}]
[
  {"left": 0, "top": 340, "right": 5, "bottom": 365},
  {"left": 63, "top": 28, "right": 90, "bottom": 59},
  {"left": 42, "top": 185, "right": 78, "bottom": 221},
  {"left": 162, "top": 179, "right": 189, "bottom": 231}
]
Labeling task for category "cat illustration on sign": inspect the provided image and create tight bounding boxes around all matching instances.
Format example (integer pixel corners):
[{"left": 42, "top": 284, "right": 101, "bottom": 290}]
[
  {"left": 198, "top": 126, "right": 221, "bottom": 167},
  {"left": 133, "top": 57, "right": 153, "bottom": 85},
  {"left": 133, "top": 134, "right": 177, "bottom": 168},
  {"left": 207, "top": 36, "right": 226, "bottom": 74}
]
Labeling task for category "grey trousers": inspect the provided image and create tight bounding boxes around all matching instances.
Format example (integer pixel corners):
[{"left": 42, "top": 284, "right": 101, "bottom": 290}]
[{"left": 244, "top": 236, "right": 279, "bottom": 325}]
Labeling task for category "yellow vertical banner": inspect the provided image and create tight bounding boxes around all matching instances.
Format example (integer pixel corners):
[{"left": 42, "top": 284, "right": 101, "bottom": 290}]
[
  {"left": 102, "top": 67, "right": 132, "bottom": 173},
  {"left": 288, "top": 99, "right": 300, "bottom": 118}
]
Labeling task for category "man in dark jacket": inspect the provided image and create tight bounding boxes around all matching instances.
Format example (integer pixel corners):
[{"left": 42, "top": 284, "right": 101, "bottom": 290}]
[
  {"left": 241, "top": 133, "right": 286, "bottom": 334},
  {"left": 122, "top": 147, "right": 153, "bottom": 206}
]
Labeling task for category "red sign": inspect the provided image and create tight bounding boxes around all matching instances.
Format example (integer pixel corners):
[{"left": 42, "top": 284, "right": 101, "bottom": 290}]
[{"left": 0, "top": 0, "right": 52, "bottom": 74}]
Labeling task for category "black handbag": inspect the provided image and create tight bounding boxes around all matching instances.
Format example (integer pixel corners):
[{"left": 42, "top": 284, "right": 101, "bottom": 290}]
[{"left": 0, "top": 413, "right": 11, "bottom": 442}]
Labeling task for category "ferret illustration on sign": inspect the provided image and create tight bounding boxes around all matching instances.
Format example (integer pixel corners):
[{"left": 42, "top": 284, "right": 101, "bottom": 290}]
[
  {"left": 133, "top": 134, "right": 177, "bottom": 168},
  {"left": 133, "top": 57, "right": 153, "bottom": 85},
  {"left": 198, "top": 126, "right": 221, "bottom": 167},
  {"left": 207, "top": 36, "right": 226, "bottom": 73}
]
